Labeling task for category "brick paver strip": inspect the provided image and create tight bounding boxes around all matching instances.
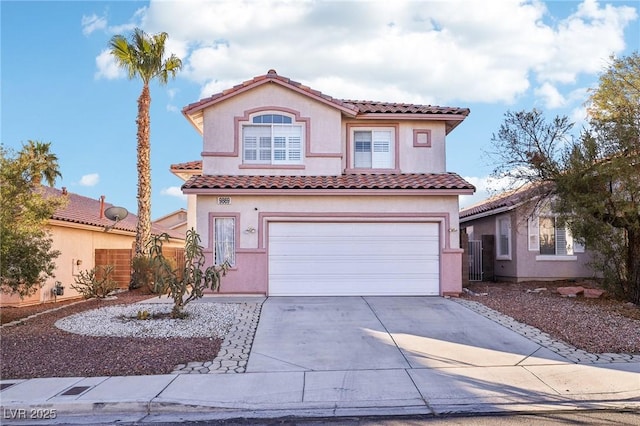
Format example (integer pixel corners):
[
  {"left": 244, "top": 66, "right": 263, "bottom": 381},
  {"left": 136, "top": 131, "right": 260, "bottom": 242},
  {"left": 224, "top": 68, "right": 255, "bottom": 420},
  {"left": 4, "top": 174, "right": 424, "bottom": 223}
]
[{"left": 172, "top": 300, "right": 264, "bottom": 374}]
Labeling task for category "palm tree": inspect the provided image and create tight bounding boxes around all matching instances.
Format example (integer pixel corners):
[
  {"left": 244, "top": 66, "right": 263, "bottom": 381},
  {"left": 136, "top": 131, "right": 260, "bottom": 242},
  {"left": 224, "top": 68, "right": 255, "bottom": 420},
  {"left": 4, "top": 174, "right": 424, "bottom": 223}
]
[
  {"left": 109, "top": 28, "right": 182, "bottom": 257},
  {"left": 21, "top": 140, "right": 62, "bottom": 186}
]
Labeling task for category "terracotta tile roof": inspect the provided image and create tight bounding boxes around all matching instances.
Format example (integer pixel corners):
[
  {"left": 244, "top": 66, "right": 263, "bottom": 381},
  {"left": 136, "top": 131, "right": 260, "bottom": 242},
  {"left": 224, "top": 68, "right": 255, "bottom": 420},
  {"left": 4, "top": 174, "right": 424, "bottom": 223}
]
[
  {"left": 183, "top": 69, "right": 468, "bottom": 119},
  {"left": 41, "top": 187, "right": 184, "bottom": 239},
  {"left": 170, "top": 161, "right": 202, "bottom": 172},
  {"left": 459, "top": 182, "right": 553, "bottom": 219},
  {"left": 342, "top": 100, "right": 469, "bottom": 116},
  {"left": 183, "top": 69, "right": 357, "bottom": 115},
  {"left": 182, "top": 173, "right": 474, "bottom": 191}
]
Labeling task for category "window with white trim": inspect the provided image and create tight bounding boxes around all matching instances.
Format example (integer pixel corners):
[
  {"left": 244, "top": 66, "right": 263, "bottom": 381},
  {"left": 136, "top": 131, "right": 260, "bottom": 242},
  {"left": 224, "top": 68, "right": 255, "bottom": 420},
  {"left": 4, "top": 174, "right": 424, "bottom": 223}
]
[
  {"left": 243, "top": 113, "right": 303, "bottom": 165},
  {"left": 528, "top": 215, "right": 585, "bottom": 257},
  {"left": 496, "top": 216, "right": 511, "bottom": 260},
  {"left": 352, "top": 129, "right": 393, "bottom": 169},
  {"left": 214, "top": 217, "right": 235, "bottom": 266}
]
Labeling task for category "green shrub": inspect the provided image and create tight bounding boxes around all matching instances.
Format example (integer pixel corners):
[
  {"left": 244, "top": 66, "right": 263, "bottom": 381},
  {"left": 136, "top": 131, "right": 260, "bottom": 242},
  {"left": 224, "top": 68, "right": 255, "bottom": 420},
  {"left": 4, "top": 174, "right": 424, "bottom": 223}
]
[
  {"left": 136, "top": 310, "right": 151, "bottom": 320},
  {"left": 130, "top": 256, "right": 153, "bottom": 290},
  {"left": 131, "top": 256, "right": 175, "bottom": 294},
  {"left": 71, "top": 265, "right": 118, "bottom": 299}
]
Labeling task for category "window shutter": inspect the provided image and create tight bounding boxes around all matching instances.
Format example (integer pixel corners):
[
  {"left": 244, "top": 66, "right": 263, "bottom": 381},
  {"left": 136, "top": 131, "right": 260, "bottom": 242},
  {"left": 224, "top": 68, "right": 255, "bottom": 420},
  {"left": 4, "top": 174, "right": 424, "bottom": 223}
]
[
  {"left": 564, "top": 226, "right": 574, "bottom": 255},
  {"left": 528, "top": 216, "right": 539, "bottom": 251},
  {"left": 567, "top": 227, "right": 586, "bottom": 253},
  {"left": 273, "top": 125, "right": 302, "bottom": 163},
  {"left": 354, "top": 131, "right": 372, "bottom": 168},
  {"left": 244, "top": 126, "right": 270, "bottom": 162},
  {"left": 371, "top": 131, "right": 392, "bottom": 168},
  {"left": 556, "top": 225, "right": 568, "bottom": 255}
]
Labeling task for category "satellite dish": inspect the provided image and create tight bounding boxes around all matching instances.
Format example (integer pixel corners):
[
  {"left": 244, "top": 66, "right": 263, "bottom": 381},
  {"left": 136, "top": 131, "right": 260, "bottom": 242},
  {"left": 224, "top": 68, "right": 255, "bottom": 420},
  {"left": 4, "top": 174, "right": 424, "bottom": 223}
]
[
  {"left": 103, "top": 206, "right": 128, "bottom": 232},
  {"left": 104, "top": 206, "right": 128, "bottom": 221}
]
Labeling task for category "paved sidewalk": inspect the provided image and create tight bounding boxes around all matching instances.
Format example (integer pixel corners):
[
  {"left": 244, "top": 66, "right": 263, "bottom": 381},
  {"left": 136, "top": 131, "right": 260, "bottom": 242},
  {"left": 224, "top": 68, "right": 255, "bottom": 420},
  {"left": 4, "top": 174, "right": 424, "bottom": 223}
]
[{"left": 1, "top": 296, "right": 638, "bottom": 424}]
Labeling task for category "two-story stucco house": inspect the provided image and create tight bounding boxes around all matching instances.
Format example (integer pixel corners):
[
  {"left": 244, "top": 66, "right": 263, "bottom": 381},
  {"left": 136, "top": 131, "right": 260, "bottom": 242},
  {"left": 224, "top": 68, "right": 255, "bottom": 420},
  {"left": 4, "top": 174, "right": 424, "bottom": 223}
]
[{"left": 171, "top": 70, "right": 474, "bottom": 296}]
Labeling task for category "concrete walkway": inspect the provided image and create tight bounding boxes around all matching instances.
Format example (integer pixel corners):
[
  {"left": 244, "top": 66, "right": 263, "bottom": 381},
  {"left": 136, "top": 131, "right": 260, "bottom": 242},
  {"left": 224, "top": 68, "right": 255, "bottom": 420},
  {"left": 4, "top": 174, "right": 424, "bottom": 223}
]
[{"left": 1, "top": 296, "right": 638, "bottom": 424}]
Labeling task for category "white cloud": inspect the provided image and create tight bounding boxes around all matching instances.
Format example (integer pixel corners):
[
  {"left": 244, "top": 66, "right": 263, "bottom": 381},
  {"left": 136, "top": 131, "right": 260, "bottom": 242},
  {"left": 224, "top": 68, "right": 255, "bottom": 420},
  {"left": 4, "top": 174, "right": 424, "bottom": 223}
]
[
  {"left": 108, "top": 7, "right": 146, "bottom": 35},
  {"left": 161, "top": 186, "right": 187, "bottom": 200},
  {"left": 79, "top": 173, "right": 100, "bottom": 187},
  {"left": 102, "top": 0, "right": 636, "bottom": 108},
  {"left": 459, "top": 175, "right": 520, "bottom": 209},
  {"left": 534, "top": 82, "right": 566, "bottom": 109},
  {"left": 81, "top": 14, "right": 107, "bottom": 36},
  {"left": 94, "top": 49, "right": 123, "bottom": 80},
  {"left": 536, "top": 0, "right": 637, "bottom": 84}
]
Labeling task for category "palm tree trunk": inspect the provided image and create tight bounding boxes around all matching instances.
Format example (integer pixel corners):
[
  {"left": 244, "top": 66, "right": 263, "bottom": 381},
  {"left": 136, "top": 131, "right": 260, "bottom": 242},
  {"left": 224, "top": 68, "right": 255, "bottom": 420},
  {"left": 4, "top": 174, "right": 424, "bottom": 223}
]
[
  {"left": 627, "top": 227, "right": 640, "bottom": 304},
  {"left": 135, "top": 83, "right": 152, "bottom": 256}
]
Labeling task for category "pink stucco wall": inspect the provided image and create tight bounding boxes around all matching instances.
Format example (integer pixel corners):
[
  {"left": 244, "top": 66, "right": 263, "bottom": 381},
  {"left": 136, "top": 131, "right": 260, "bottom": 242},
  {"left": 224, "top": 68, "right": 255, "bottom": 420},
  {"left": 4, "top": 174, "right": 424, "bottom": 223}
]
[
  {"left": 195, "top": 194, "right": 465, "bottom": 296},
  {"left": 198, "top": 84, "right": 449, "bottom": 177}
]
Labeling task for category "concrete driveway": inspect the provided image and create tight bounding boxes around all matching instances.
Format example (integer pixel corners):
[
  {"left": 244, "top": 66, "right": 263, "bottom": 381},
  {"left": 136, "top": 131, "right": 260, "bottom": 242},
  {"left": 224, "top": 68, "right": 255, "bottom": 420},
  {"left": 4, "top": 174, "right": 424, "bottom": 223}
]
[{"left": 247, "top": 296, "right": 570, "bottom": 372}]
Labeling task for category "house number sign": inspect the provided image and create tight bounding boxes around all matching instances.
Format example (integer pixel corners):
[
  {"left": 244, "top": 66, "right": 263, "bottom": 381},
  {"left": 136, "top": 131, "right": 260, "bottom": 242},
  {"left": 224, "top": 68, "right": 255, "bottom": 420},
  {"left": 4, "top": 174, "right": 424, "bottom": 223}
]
[{"left": 217, "top": 197, "right": 231, "bottom": 205}]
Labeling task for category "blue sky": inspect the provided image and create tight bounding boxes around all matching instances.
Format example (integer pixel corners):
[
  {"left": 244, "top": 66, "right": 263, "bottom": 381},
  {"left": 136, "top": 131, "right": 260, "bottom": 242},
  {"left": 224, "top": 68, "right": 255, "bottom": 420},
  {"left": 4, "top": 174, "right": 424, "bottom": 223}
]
[{"left": 2, "top": 0, "right": 639, "bottom": 219}]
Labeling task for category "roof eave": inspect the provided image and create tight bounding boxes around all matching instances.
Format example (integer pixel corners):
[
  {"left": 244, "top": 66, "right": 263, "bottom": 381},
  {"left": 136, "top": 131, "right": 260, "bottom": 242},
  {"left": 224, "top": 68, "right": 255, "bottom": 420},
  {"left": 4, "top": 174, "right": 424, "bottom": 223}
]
[
  {"left": 182, "top": 77, "right": 359, "bottom": 130},
  {"left": 170, "top": 168, "right": 202, "bottom": 182},
  {"left": 182, "top": 109, "right": 204, "bottom": 135},
  {"left": 182, "top": 187, "right": 474, "bottom": 195},
  {"left": 460, "top": 202, "right": 523, "bottom": 223},
  {"left": 352, "top": 113, "right": 467, "bottom": 135}
]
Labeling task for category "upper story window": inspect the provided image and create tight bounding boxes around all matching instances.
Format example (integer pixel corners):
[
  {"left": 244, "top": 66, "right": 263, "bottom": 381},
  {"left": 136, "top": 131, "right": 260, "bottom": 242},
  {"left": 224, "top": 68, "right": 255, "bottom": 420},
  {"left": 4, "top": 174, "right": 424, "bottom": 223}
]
[
  {"left": 252, "top": 114, "right": 292, "bottom": 124},
  {"left": 243, "top": 113, "right": 303, "bottom": 165},
  {"left": 350, "top": 127, "right": 395, "bottom": 169}
]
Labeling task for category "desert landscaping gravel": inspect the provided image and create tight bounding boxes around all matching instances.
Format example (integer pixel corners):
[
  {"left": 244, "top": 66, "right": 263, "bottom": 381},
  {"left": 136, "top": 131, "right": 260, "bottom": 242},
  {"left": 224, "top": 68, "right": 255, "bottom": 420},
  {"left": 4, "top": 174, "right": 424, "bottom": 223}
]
[
  {"left": 463, "top": 281, "right": 640, "bottom": 355},
  {"left": 1, "top": 291, "right": 224, "bottom": 379},
  {"left": 55, "top": 303, "right": 238, "bottom": 338}
]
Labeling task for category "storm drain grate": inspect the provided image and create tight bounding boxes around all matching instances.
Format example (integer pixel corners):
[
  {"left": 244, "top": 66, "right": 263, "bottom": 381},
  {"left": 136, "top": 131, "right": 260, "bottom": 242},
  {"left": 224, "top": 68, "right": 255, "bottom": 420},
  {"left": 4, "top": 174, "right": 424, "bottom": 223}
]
[
  {"left": 60, "top": 386, "right": 91, "bottom": 396},
  {"left": 0, "top": 383, "right": 16, "bottom": 391}
]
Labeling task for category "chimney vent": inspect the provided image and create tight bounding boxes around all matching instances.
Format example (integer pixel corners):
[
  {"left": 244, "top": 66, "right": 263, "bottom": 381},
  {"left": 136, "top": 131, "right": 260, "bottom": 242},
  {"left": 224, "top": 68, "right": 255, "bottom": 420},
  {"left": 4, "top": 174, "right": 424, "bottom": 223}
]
[
  {"left": 62, "top": 187, "right": 68, "bottom": 195},
  {"left": 99, "top": 195, "right": 105, "bottom": 219}
]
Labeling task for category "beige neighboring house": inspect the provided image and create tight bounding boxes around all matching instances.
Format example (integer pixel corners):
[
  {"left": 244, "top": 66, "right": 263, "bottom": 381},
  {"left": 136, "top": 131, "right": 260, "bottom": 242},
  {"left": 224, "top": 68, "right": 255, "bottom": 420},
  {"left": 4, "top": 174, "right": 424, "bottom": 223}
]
[
  {"left": 171, "top": 69, "right": 475, "bottom": 297},
  {"left": 459, "top": 184, "right": 594, "bottom": 283},
  {"left": 153, "top": 208, "right": 188, "bottom": 235},
  {"left": 0, "top": 187, "right": 185, "bottom": 307}
]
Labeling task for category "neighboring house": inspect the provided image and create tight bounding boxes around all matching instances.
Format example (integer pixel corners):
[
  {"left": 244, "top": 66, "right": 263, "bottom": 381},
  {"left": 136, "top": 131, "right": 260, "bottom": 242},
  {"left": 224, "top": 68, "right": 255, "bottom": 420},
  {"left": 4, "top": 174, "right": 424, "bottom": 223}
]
[
  {"left": 153, "top": 208, "right": 188, "bottom": 234},
  {"left": 459, "top": 184, "right": 594, "bottom": 283},
  {"left": 170, "top": 69, "right": 474, "bottom": 297},
  {"left": 0, "top": 187, "right": 185, "bottom": 307}
]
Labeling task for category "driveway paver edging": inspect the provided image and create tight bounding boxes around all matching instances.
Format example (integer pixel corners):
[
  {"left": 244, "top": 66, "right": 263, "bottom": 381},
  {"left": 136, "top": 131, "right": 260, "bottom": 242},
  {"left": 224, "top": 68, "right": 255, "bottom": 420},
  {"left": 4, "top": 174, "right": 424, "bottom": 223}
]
[{"left": 171, "top": 300, "right": 264, "bottom": 374}]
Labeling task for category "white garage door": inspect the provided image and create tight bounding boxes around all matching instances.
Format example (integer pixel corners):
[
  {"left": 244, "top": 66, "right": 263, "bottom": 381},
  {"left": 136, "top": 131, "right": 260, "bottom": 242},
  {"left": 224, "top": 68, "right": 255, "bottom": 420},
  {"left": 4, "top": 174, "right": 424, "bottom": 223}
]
[{"left": 269, "top": 222, "right": 439, "bottom": 296}]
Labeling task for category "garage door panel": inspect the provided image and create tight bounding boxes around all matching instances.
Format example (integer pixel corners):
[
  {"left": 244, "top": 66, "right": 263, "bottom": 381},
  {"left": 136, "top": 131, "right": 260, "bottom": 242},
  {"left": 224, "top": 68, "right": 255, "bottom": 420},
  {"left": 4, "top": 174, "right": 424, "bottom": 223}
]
[
  {"left": 270, "top": 256, "right": 438, "bottom": 275},
  {"left": 269, "top": 222, "right": 440, "bottom": 296},
  {"left": 268, "top": 275, "right": 439, "bottom": 296},
  {"left": 270, "top": 236, "right": 439, "bottom": 257}
]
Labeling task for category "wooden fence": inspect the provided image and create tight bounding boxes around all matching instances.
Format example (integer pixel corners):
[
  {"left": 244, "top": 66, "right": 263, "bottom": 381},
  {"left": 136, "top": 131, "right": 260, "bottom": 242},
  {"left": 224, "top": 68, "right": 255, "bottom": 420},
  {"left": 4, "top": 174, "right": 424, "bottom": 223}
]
[{"left": 95, "top": 247, "right": 186, "bottom": 289}]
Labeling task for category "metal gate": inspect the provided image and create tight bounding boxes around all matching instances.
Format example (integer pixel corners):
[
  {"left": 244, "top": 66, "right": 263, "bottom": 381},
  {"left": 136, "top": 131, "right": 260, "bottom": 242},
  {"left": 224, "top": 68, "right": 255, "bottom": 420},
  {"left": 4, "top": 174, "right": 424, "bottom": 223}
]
[{"left": 468, "top": 240, "right": 483, "bottom": 281}]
